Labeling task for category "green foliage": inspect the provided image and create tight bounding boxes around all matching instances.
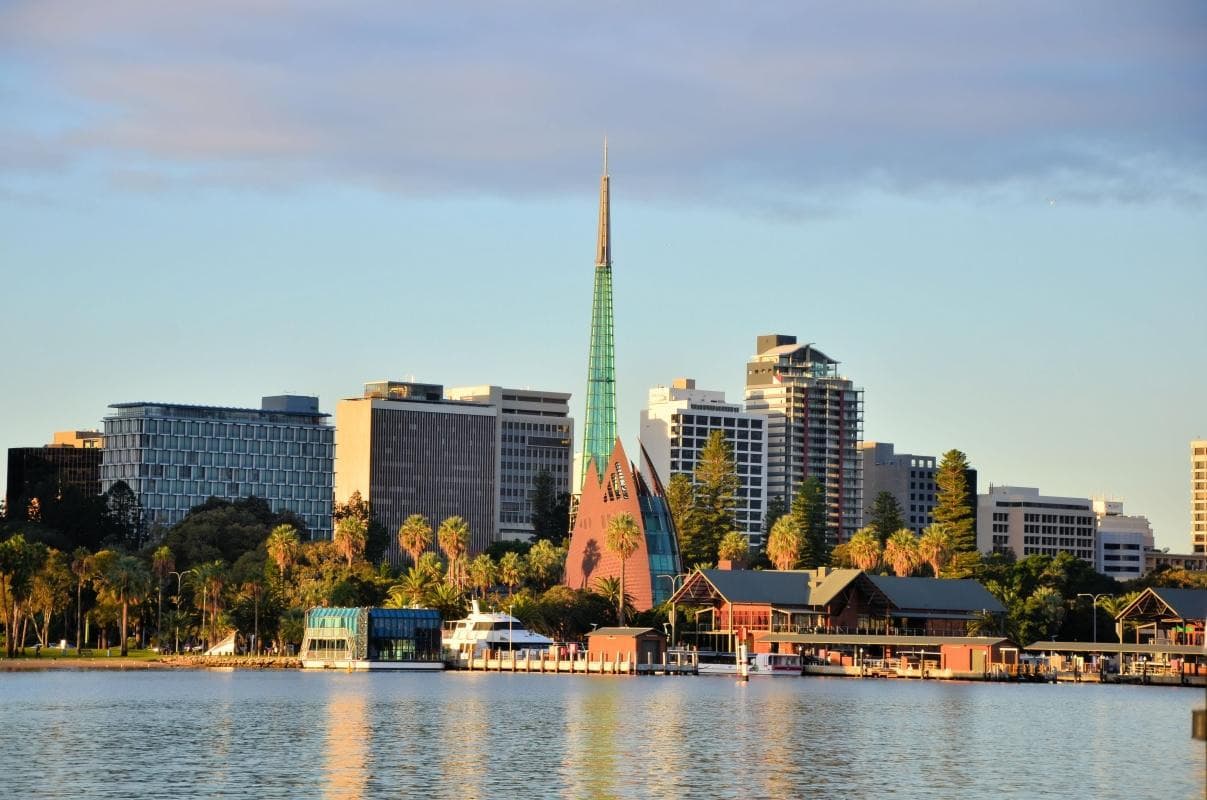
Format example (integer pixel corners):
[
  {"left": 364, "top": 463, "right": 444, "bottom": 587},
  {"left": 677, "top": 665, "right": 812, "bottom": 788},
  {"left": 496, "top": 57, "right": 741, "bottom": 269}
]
[
  {"left": 605, "top": 512, "right": 641, "bottom": 626},
  {"left": 766, "top": 515, "right": 801, "bottom": 571},
  {"left": 933, "top": 450, "right": 975, "bottom": 554},
  {"left": 682, "top": 431, "right": 739, "bottom": 567},
  {"left": 523, "top": 585, "right": 614, "bottom": 642},
  {"left": 717, "top": 531, "right": 750, "bottom": 565},
  {"left": 791, "top": 478, "right": 828, "bottom": 567},
  {"left": 868, "top": 492, "right": 905, "bottom": 545},
  {"left": 525, "top": 539, "right": 566, "bottom": 590},
  {"left": 665, "top": 473, "right": 694, "bottom": 542},
  {"left": 762, "top": 495, "right": 787, "bottom": 539},
  {"left": 335, "top": 491, "right": 389, "bottom": 564},
  {"left": 467, "top": 553, "right": 497, "bottom": 598},
  {"left": 397, "top": 513, "right": 434, "bottom": 567},
  {"left": 497, "top": 551, "right": 525, "bottom": 595},
  {"left": 884, "top": 529, "right": 920, "bottom": 577},
  {"left": 917, "top": 524, "right": 953, "bottom": 577},
  {"left": 0, "top": 534, "right": 49, "bottom": 656},
  {"left": 164, "top": 498, "right": 293, "bottom": 570},
  {"left": 846, "top": 527, "right": 882, "bottom": 571},
  {"left": 333, "top": 516, "right": 367, "bottom": 567},
  {"left": 530, "top": 470, "right": 570, "bottom": 543}
]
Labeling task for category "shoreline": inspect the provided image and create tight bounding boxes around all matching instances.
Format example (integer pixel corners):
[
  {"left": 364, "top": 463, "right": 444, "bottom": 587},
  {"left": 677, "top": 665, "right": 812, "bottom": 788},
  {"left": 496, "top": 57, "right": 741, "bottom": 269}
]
[{"left": 1, "top": 655, "right": 301, "bottom": 672}]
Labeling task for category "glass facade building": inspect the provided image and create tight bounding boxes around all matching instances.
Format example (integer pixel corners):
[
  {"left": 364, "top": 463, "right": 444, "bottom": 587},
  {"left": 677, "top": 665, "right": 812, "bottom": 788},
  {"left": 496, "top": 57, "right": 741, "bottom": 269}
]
[
  {"left": 302, "top": 607, "right": 443, "bottom": 665},
  {"left": 100, "top": 396, "right": 334, "bottom": 538}
]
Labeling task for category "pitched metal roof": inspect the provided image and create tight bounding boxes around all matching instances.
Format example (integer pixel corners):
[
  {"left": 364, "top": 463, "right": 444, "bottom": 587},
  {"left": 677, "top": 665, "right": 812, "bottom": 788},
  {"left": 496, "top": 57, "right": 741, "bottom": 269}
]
[
  {"left": 864, "top": 574, "right": 1006, "bottom": 615},
  {"left": 589, "top": 627, "right": 657, "bottom": 637},
  {"left": 1145, "top": 587, "right": 1207, "bottom": 620},
  {"left": 689, "top": 569, "right": 814, "bottom": 606},
  {"left": 806, "top": 569, "right": 863, "bottom": 606},
  {"left": 1024, "top": 641, "right": 1205, "bottom": 656}
]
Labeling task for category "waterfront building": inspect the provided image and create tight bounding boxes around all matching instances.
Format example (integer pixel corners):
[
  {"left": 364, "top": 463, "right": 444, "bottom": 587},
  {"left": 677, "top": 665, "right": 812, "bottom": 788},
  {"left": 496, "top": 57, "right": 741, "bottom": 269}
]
[
  {"left": 564, "top": 437, "right": 681, "bottom": 611},
  {"left": 335, "top": 381, "right": 496, "bottom": 562},
  {"left": 580, "top": 141, "right": 618, "bottom": 489},
  {"left": 299, "top": 607, "right": 444, "bottom": 670},
  {"left": 100, "top": 396, "right": 333, "bottom": 538},
  {"left": 445, "top": 385, "right": 573, "bottom": 542},
  {"left": 1092, "top": 498, "right": 1154, "bottom": 581},
  {"left": 639, "top": 378, "right": 768, "bottom": 546},
  {"left": 586, "top": 627, "right": 666, "bottom": 665},
  {"left": 6, "top": 430, "right": 103, "bottom": 514},
  {"left": 1115, "top": 587, "right": 1206, "bottom": 647},
  {"left": 976, "top": 485, "right": 1095, "bottom": 564},
  {"left": 1193, "top": 439, "right": 1206, "bottom": 553},
  {"left": 744, "top": 334, "right": 864, "bottom": 545},
  {"left": 1145, "top": 550, "right": 1207, "bottom": 574}
]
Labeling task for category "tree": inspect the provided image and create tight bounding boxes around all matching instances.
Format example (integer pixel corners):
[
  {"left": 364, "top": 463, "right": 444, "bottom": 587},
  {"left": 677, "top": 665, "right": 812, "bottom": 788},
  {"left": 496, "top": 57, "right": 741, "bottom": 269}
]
[
  {"left": 437, "top": 516, "right": 471, "bottom": 587},
  {"left": 427, "top": 581, "right": 467, "bottom": 621},
  {"left": 934, "top": 450, "right": 975, "bottom": 566},
  {"left": 791, "top": 478, "right": 828, "bottom": 567},
  {"left": 604, "top": 513, "right": 641, "bottom": 626},
  {"left": 498, "top": 551, "right": 525, "bottom": 597},
  {"left": 766, "top": 516, "right": 801, "bottom": 571},
  {"left": 686, "top": 431, "right": 739, "bottom": 567},
  {"left": 467, "top": 554, "right": 496, "bottom": 598},
  {"left": 526, "top": 539, "right": 565, "bottom": 589},
  {"left": 592, "top": 576, "right": 633, "bottom": 625},
  {"left": 847, "top": 527, "right": 882, "bottom": 571},
  {"left": 884, "top": 529, "right": 920, "bottom": 577},
  {"left": 151, "top": 545, "right": 175, "bottom": 645},
  {"left": 717, "top": 531, "right": 750, "bottom": 566},
  {"left": 333, "top": 516, "right": 367, "bottom": 569},
  {"left": 530, "top": 470, "right": 570, "bottom": 542},
  {"left": 762, "top": 495, "right": 788, "bottom": 540},
  {"left": 0, "top": 534, "right": 46, "bottom": 657},
  {"left": 868, "top": 492, "right": 905, "bottom": 545},
  {"left": 94, "top": 552, "right": 151, "bottom": 656},
  {"left": 918, "top": 525, "right": 952, "bottom": 578},
  {"left": 664, "top": 473, "right": 695, "bottom": 545},
  {"left": 192, "top": 559, "right": 227, "bottom": 647},
  {"left": 103, "top": 481, "right": 146, "bottom": 550},
  {"left": 335, "top": 491, "right": 388, "bottom": 564},
  {"left": 397, "top": 514, "right": 433, "bottom": 568},
  {"left": 266, "top": 524, "right": 300, "bottom": 578},
  {"left": 70, "top": 547, "right": 95, "bottom": 650},
  {"left": 29, "top": 548, "right": 72, "bottom": 649}
]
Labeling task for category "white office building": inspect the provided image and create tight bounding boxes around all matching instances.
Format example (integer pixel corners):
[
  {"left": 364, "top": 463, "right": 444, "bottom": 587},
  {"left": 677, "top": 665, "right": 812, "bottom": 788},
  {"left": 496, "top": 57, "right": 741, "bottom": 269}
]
[
  {"left": 101, "top": 395, "right": 334, "bottom": 538},
  {"left": 1092, "top": 498, "right": 1154, "bottom": 581},
  {"left": 445, "top": 385, "right": 573, "bottom": 542},
  {"left": 977, "top": 485, "right": 1095, "bottom": 564},
  {"left": 1193, "top": 439, "right": 1206, "bottom": 554},
  {"left": 639, "top": 378, "right": 767, "bottom": 546}
]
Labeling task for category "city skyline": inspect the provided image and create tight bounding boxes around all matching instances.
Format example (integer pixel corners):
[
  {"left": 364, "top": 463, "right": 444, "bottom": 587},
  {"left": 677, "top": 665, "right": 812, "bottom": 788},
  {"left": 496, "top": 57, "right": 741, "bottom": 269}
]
[{"left": 1, "top": 3, "right": 1204, "bottom": 550}]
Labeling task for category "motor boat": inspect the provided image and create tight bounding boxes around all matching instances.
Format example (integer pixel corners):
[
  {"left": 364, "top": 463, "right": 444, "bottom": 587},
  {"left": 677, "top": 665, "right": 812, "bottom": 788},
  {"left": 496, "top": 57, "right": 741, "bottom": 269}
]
[
  {"left": 443, "top": 600, "right": 554, "bottom": 660},
  {"left": 697, "top": 651, "right": 802, "bottom": 676}
]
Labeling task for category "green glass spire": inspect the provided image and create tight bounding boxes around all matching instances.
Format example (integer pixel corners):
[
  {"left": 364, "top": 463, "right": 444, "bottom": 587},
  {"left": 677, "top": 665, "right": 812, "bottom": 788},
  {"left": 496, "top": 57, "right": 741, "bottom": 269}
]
[{"left": 582, "top": 139, "right": 616, "bottom": 487}]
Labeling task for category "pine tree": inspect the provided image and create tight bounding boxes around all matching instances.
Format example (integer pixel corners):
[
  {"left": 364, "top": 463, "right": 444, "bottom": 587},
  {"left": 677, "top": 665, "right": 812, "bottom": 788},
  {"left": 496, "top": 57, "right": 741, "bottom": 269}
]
[
  {"left": 687, "top": 431, "right": 739, "bottom": 566},
  {"left": 868, "top": 491, "right": 905, "bottom": 545},
  {"left": 530, "top": 470, "right": 569, "bottom": 542},
  {"left": 791, "top": 477, "right": 828, "bottom": 567},
  {"left": 762, "top": 495, "right": 787, "bottom": 539}
]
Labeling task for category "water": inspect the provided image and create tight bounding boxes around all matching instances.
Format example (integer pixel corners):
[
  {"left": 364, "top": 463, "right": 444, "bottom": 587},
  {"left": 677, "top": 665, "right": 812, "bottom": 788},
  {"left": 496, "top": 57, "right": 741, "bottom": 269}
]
[{"left": 1, "top": 671, "right": 1202, "bottom": 799}]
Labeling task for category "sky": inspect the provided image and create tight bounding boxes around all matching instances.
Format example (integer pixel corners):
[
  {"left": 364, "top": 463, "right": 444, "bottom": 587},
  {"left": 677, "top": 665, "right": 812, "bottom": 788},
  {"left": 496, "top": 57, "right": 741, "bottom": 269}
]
[{"left": 1, "top": 2, "right": 1204, "bottom": 550}]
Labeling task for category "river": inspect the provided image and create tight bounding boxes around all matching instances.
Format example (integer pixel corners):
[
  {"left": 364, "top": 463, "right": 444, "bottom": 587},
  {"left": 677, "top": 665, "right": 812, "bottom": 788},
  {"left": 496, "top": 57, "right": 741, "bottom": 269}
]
[{"left": 1, "top": 670, "right": 1201, "bottom": 799}]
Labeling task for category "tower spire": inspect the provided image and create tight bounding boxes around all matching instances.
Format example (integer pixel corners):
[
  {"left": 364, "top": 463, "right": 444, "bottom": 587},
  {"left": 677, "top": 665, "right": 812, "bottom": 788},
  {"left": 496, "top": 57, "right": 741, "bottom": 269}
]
[{"left": 583, "top": 140, "right": 617, "bottom": 487}]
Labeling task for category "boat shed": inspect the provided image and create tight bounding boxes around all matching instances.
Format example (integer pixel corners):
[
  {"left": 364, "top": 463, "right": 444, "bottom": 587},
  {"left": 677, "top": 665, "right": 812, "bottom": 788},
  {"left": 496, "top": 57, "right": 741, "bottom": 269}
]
[{"left": 587, "top": 627, "right": 666, "bottom": 666}]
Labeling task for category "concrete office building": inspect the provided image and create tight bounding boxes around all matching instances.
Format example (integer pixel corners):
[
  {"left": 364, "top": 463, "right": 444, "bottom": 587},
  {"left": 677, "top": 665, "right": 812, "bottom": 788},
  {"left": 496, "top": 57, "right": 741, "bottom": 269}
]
[
  {"left": 6, "top": 430, "right": 104, "bottom": 515},
  {"left": 335, "top": 381, "right": 497, "bottom": 562},
  {"left": 745, "top": 335, "right": 863, "bottom": 546},
  {"left": 1093, "top": 498, "right": 1154, "bottom": 581},
  {"left": 859, "top": 442, "right": 935, "bottom": 535},
  {"left": 1193, "top": 439, "right": 1206, "bottom": 554},
  {"left": 445, "top": 385, "right": 573, "bottom": 542},
  {"left": 977, "top": 485, "right": 1095, "bottom": 564},
  {"left": 101, "top": 396, "right": 334, "bottom": 538},
  {"left": 639, "top": 378, "right": 767, "bottom": 546}
]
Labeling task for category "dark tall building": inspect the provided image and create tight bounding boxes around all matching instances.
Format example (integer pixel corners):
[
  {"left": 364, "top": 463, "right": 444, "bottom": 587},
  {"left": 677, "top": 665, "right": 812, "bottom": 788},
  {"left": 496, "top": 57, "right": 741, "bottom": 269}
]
[{"left": 5, "top": 431, "right": 103, "bottom": 517}]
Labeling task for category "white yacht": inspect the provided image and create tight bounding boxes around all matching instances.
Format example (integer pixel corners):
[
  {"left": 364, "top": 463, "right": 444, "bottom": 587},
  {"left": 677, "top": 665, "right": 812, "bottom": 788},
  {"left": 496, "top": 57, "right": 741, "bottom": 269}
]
[
  {"left": 443, "top": 600, "right": 554, "bottom": 660},
  {"left": 696, "top": 652, "right": 802, "bottom": 677}
]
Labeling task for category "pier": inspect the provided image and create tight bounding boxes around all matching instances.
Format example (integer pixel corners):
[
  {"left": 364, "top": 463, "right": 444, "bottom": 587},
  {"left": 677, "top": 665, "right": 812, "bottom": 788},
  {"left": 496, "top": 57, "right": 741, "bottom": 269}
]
[{"left": 448, "top": 649, "right": 698, "bottom": 675}]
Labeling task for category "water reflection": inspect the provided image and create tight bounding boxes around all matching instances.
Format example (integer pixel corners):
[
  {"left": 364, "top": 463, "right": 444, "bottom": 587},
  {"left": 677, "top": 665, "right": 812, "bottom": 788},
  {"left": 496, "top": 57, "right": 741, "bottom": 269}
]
[
  {"left": 561, "top": 680, "right": 621, "bottom": 799},
  {"left": 324, "top": 681, "right": 368, "bottom": 799}
]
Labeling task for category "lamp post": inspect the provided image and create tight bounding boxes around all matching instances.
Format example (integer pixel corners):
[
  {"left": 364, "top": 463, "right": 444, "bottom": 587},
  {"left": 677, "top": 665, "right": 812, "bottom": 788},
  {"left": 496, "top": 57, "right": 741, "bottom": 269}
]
[
  {"left": 1077, "top": 593, "right": 1109, "bottom": 644},
  {"left": 168, "top": 569, "right": 197, "bottom": 653},
  {"left": 657, "top": 573, "right": 686, "bottom": 648}
]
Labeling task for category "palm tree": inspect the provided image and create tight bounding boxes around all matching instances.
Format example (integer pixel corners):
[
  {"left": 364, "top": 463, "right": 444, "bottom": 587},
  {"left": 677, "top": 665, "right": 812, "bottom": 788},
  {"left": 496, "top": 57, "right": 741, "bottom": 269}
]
[
  {"left": 604, "top": 512, "right": 642, "bottom": 626},
  {"left": 333, "top": 517, "right": 367, "bottom": 569},
  {"left": 266, "top": 524, "right": 300, "bottom": 578},
  {"left": 151, "top": 546, "right": 174, "bottom": 646},
  {"left": 192, "top": 560, "right": 226, "bottom": 648},
  {"left": 95, "top": 554, "right": 151, "bottom": 657},
  {"left": 918, "top": 525, "right": 952, "bottom": 578},
  {"left": 427, "top": 581, "right": 468, "bottom": 621},
  {"left": 437, "top": 516, "right": 471, "bottom": 587},
  {"left": 385, "top": 567, "right": 435, "bottom": 609},
  {"left": 717, "top": 531, "right": 750, "bottom": 566},
  {"left": 498, "top": 551, "right": 525, "bottom": 597},
  {"left": 239, "top": 580, "right": 265, "bottom": 654},
  {"left": 766, "top": 515, "right": 801, "bottom": 571},
  {"left": 593, "top": 576, "right": 633, "bottom": 625},
  {"left": 398, "top": 514, "right": 433, "bottom": 567},
  {"left": 161, "top": 607, "right": 193, "bottom": 654},
  {"left": 884, "top": 528, "right": 920, "bottom": 577},
  {"left": 847, "top": 527, "right": 882, "bottom": 572},
  {"left": 70, "top": 548, "right": 94, "bottom": 650},
  {"left": 467, "top": 553, "right": 496, "bottom": 598}
]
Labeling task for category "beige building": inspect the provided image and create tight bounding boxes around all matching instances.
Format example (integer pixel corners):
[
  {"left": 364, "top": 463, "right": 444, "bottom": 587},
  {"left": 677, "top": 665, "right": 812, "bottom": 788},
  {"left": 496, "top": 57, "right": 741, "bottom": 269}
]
[
  {"left": 1193, "top": 439, "right": 1206, "bottom": 554},
  {"left": 51, "top": 430, "right": 104, "bottom": 449}
]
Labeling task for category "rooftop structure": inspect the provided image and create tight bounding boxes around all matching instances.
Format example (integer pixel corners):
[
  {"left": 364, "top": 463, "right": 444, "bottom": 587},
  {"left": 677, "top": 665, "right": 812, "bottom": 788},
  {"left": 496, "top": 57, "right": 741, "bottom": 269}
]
[
  {"left": 581, "top": 141, "right": 617, "bottom": 488},
  {"left": 1092, "top": 498, "right": 1154, "bottom": 581}
]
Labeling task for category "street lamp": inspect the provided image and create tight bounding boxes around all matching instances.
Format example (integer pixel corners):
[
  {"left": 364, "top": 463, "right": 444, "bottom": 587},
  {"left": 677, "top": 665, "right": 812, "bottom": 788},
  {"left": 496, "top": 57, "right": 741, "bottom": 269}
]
[
  {"left": 168, "top": 569, "right": 197, "bottom": 654},
  {"left": 657, "top": 574, "right": 687, "bottom": 648},
  {"left": 1077, "top": 593, "right": 1109, "bottom": 644}
]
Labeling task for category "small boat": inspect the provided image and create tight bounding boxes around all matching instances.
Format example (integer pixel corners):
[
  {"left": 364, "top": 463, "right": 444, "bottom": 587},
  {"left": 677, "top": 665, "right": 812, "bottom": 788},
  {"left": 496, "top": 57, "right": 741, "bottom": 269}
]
[
  {"left": 697, "top": 652, "right": 802, "bottom": 677},
  {"left": 443, "top": 600, "right": 554, "bottom": 661}
]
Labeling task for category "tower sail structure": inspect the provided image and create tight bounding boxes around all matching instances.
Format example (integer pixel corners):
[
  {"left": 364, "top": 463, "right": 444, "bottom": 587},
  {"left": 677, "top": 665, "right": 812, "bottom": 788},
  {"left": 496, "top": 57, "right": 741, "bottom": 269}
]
[{"left": 581, "top": 140, "right": 617, "bottom": 487}]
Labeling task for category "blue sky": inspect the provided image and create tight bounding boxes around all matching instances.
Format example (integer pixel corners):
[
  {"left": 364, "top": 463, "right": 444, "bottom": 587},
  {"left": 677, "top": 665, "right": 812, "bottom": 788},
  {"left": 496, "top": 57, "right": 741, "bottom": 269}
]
[{"left": 1, "top": 2, "right": 1204, "bottom": 549}]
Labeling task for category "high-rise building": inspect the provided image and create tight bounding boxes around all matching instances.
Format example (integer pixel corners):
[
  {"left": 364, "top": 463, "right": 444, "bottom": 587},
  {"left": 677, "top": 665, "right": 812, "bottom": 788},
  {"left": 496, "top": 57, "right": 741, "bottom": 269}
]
[
  {"left": 564, "top": 437, "right": 681, "bottom": 610},
  {"left": 977, "top": 485, "right": 1095, "bottom": 564},
  {"left": 744, "top": 334, "right": 864, "bottom": 545},
  {"left": 445, "top": 385, "right": 574, "bottom": 542},
  {"left": 6, "top": 430, "right": 104, "bottom": 515},
  {"left": 1092, "top": 498, "right": 1154, "bottom": 581},
  {"left": 639, "top": 378, "right": 768, "bottom": 546},
  {"left": 101, "top": 396, "right": 334, "bottom": 538},
  {"left": 580, "top": 141, "right": 617, "bottom": 488},
  {"left": 859, "top": 442, "right": 935, "bottom": 535},
  {"left": 335, "top": 381, "right": 497, "bottom": 563},
  {"left": 1193, "top": 439, "right": 1206, "bottom": 554}
]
